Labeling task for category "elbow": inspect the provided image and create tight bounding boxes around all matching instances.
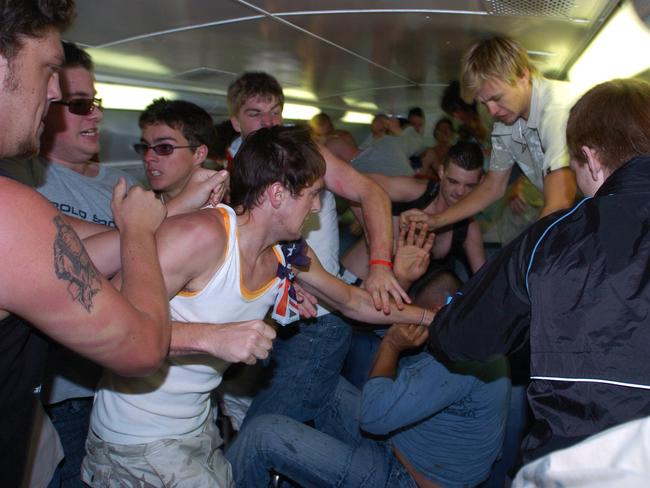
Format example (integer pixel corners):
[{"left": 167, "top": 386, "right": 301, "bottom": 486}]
[
  {"left": 359, "top": 397, "right": 392, "bottom": 435},
  {"left": 110, "top": 315, "right": 171, "bottom": 377}
]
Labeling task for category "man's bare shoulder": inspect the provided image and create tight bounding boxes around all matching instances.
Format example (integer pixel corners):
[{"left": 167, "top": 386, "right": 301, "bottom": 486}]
[
  {"left": 162, "top": 207, "right": 229, "bottom": 250},
  {"left": 158, "top": 207, "right": 232, "bottom": 293},
  {"left": 0, "top": 175, "right": 60, "bottom": 230}
]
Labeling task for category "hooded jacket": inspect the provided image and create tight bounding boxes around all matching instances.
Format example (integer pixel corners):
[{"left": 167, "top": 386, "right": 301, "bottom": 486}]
[{"left": 429, "top": 154, "right": 650, "bottom": 460}]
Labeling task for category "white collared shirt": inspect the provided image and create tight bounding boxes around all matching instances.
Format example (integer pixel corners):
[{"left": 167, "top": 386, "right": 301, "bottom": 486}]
[{"left": 489, "top": 77, "right": 575, "bottom": 190}]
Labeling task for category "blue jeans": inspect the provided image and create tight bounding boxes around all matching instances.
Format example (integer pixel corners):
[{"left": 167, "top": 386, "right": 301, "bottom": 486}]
[
  {"left": 227, "top": 378, "right": 417, "bottom": 488},
  {"left": 46, "top": 397, "right": 93, "bottom": 488},
  {"left": 343, "top": 328, "right": 382, "bottom": 389},
  {"left": 481, "top": 384, "right": 531, "bottom": 487},
  {"left": 244, "top": 313, "right": 352, "bottom": 425}
]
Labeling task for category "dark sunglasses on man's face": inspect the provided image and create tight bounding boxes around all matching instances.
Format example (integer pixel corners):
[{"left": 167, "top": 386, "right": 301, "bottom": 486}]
[
  {"left": 52, "top": 97, "right": 103, "bottom": 116},
  {"left": 133, "top": 143, "right": 199, "bottom": 156}
]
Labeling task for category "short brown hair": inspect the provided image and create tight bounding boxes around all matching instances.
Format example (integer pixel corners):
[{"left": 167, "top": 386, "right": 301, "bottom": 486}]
[
  {"left": 139, "top": 98, "right": 216, "bottom": 150},
  {"left": 227, "top": 72, "right": 285, "bottom": 117},
  {"left": 0, "top": 0, "right": 76, "bottom": 61},
  {"left": 460, "top": 36, "right": 537, "bottom": 102},
  {"left": 230, "top": 125, "right": 325, "bottom": 213},
  {"left": 567, "top": 78, "right": 650, "bottom": 172}
]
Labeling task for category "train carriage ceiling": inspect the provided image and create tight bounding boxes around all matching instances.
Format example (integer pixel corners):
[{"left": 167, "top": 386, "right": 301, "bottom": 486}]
[{"left": 65, "top": 0, "right": 643, "bottom": 121}]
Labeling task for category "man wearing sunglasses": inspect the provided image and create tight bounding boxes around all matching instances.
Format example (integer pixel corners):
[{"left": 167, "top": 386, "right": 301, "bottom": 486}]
[
  {"left": 34, "top": 41, "right": 144, "bottom": 488},
  {"left": 135, "top": 98, "right": 216, "bottom": 204}
]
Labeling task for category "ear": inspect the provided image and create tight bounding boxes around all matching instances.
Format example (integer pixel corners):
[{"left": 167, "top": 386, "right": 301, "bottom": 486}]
[
  {"left": 230, "top": 115, "right": 241, "bottom": 134},
  {"left": 437, "top": 164, "right": 445, "bottom": 181},
  {"left": 266, "top": 182, "right": 286, "bottom": 210},
  {"left": 192, "top": 144, "right": 208, "bottom": 166},
  {"left": 582, "top": 145, "right": 604, "bottom": 182}
]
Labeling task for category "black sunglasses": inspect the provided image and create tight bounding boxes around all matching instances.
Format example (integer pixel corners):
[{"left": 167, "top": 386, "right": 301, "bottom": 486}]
[
  {"left": 52, "top": 97, "right": 103, "bottom": 116},
  {"left": 133, "top": 143, "right": 199, "bottom": 156}
]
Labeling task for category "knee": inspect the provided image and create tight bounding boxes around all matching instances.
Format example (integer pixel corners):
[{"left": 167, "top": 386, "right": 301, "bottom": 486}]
[{"left": 236, "top": 414, "right": 294, "bottom": 449}]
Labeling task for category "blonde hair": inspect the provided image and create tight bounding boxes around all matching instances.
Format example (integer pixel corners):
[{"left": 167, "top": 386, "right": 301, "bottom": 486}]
[{"left": 460, "top": 37, "right": 537, "bottom": 101}]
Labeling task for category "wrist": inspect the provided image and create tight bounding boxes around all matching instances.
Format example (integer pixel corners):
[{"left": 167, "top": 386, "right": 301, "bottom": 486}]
[
  {"left": 379, "top": 337, "right": 403, "bottom": 356},
  {"left": 369, "top": 258, "right": 393, "bottom": 269},
  {"left": 419, "top": 308, "right": 435, "bottom": 326}
]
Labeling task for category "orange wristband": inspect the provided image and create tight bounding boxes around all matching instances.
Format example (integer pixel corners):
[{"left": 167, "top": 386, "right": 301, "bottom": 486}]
[{"left": 369, "top": 259, "right": 393, "bottom": 268}]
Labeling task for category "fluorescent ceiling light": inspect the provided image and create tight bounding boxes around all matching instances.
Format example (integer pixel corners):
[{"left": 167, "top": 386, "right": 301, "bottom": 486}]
[
  {"left": 87, "top": 48, "right": 172, "bottom": 76},
  {"left": 95, "top": 83, "right": 176, "bottom": 111},
  {"left": 342, "top": 97, "right": 379, "bottom": 111},
  {"left": 284, "top": 87, "right": 317, "bottom": 101},
  {"left": 340, "top": 111, "right": 374, "bottom": 124},
  {"left": 282, "top": 103, "right": 320, "bottom": 120},
  {"left": 569, "top": 2, "right": 650, "bottom": 94}
]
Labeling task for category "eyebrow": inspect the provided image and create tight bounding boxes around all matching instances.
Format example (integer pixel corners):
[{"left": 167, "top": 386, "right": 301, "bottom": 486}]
[
  {"left": 245, "top": 103, "right": 281, "bottom": 113},
  {"left": 140, "top": 136, "right": 178, "bottom": 144},
  {"left": 66, "top": 90, "right": 95, "bottom": 98}
]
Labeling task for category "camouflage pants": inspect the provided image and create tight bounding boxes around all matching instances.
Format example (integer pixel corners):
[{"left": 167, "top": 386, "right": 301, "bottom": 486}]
[{"left": 81, "top": 420, "right": 233, "bottom": 487}]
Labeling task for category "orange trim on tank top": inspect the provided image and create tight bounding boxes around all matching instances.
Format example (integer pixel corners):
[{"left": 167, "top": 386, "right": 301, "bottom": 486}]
[
  {"left": 176, "top": 207, "right": 230, "bottom": 298},
  {"left": 239, "top": 243, "right": 282, "bottom": 300}
]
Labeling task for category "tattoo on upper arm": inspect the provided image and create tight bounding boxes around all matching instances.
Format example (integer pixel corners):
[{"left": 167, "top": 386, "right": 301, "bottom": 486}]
[{"left": 53, "top": 216, "right": 101, "bottom": 312}]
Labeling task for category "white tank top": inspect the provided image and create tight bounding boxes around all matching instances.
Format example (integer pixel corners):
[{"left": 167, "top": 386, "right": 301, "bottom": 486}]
[{"left": 91, "top": 205, "right": 283, "bottom": 444}]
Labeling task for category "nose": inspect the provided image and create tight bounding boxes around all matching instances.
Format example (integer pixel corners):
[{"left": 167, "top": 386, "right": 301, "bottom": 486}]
[
  {"left": 142, "top": 146, "right": 159, "bottom": 164},
  {"left": 260, "top": 112, "right": 274, "bottom": 128},
  {"left": 47, "top": 72, "right": 62, "bottom": 102},
  {"left": 456, "top": 186, "right": 471, "bottom": 198},
  {"left": 485, "top": 101, "right": 499, "bottom": 118},
  {"left": 311, "top": 194, "right": 321, "bottom": 213},
  {"left": 89, "top": 104, "right": 104, "bottom": 122}
]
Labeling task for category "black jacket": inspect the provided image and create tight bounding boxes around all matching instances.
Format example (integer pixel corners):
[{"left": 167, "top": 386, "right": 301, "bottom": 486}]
[{"left": 429, "top": 154, "right": 650, "bottom": 461}]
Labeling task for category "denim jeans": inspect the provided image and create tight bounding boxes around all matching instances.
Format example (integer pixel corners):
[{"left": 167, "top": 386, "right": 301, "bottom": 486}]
[
  {"left": 227, "top": 377, "right": 417, "bottom": 488},
  {"left": 343, "top": 328, "right": 382, "bottom": 389},
  {"left": 46, "top": 397, "right": 93, "bottom": 488},
  {"left": 244, "top": 312, "right": 352, "bottom": 425}
]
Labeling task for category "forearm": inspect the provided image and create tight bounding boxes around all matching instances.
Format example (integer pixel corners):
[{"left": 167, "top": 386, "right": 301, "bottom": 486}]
[
  {"left": 83, "top": 229, "right": 121, "bottom": 277},
  {"left": 169, "top": 321, "right": 209, "bottom": 356},
  {"left": 358, "top": 182, "right": 393, "bottom": 261},
  {"left": 119, "top": 228, "right": 170, "bottom": 354},
  {"left": 540, "top": 168, "right": 577, "bottom": 218},
  {"left": 63, "top": 215, "right": 110, "bottom": 239},
  {"left": 433, "top": 174, "right": 506, "bottom": 229},
  {"left": 339, "top": 286, "right": 432, "bottom": 325},
  {"left": 366, "top": 173, "right": 425, "bottom": 202},
  {"left": 169, "top": 319, "right": 275, "bottom": 363},
  {"left": 368, "top": 340, "right": 400, "bottom": 379}
]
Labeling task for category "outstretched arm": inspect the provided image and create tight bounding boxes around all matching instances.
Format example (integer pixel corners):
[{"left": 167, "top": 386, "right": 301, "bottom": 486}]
[
  {"left": 401, "top": 168, "right": 511, "bottom": 231},
  {"left": 364, "top": 173, "right": 427, "bottom": 202},
  {"left": 296, "top": 246, "right": 434, "bottom": 325},
  {"left": 318, "top": 143, "right": 409, "bottom": 312}
]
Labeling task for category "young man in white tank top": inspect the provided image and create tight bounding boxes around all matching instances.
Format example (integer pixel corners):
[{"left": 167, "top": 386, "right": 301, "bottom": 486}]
[{"left": 81, "top": 121, "right": 435, "bottom": 487}]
